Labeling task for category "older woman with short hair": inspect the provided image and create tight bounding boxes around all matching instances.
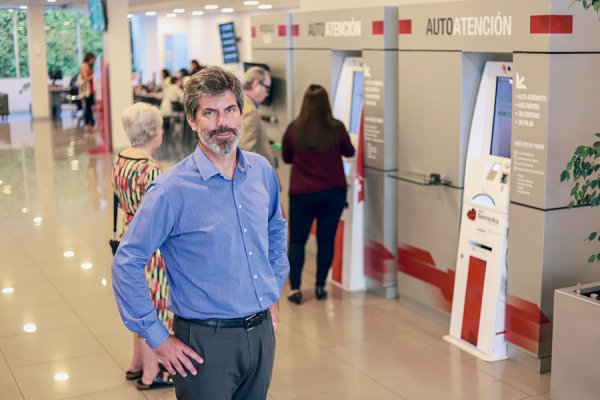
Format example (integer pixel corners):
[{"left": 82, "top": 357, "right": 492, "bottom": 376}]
[{"left": 112, "top": 102, "right": 173, "bottom": 391}]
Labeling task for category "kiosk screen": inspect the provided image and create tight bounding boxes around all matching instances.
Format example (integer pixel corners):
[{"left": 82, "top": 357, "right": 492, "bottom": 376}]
[
  {"left": 490, "top": 77, "right": 513, "bottom": 158},
  {"left": 349, "top": 71, "right": 364, "bottom": 134}
]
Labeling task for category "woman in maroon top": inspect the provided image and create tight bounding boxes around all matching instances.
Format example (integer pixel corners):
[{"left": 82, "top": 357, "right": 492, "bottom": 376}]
[{"left": 282, "top": 84, "right": 355, "bottom": 304}]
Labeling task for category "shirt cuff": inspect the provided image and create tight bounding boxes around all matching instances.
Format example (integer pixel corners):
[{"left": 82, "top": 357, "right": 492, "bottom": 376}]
[{"left": 143, "top": 320, "right": 171, "bottom": 349}]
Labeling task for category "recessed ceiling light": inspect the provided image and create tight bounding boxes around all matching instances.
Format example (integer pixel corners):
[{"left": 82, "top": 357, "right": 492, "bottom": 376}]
[
  {"left": 81, "top": 262, "right": 93, "bottom": 270},
  {"left": 63, "top": 250, "right": 74, "bottom": 258},
  {"left": 258, "top": 4, "right": 272, "bottom": 9},
  {"left": 47, "top": 0, "right": 57, "bottom": 3},
  {"left": 222, "top": 8, "right": 234, "bottom": 13},
  {"left": 192, "top": 10, "right": 204, "bottom": 16},
  {"left": 2, "top": 288, "right": 14, "bottom": 294},
  {"left": 205, "top": 4, "right": 219, "bottom": 10},
  {"left": 20, "top": 5, "right": 28, "bottom": 10},
  {"left": 244, "top": 1, "right": 259, "bottom": 5},
  {"left": 173, "top": 8, "right": 185, "bottom": 13},
  {"left": 166, "top": 13, "right": 176, "bottom": 18},
  {"left": 127, "top": 14, "right": 132, "bottom": 18},
  {"left": 145, "top": 11, "right": 157, "bottom": 16},
  {"left": 54, "top": 373, "right": 69, "bottom": 381},
  {"left": 23, "top": 323, "right": 37, "bottom": 333},
  {"left": 21, "top": 207, "right": 27, "bottom": 213}
]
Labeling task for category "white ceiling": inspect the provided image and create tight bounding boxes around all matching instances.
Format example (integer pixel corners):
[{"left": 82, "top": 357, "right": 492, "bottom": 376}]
[{"left": 0, "top": 0, "right": 300, "bottom": 14}]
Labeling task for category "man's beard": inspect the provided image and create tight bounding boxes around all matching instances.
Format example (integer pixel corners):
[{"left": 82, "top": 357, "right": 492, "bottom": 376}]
[{"left": 198, "top": 126, "right": 242, "bottom": 155}]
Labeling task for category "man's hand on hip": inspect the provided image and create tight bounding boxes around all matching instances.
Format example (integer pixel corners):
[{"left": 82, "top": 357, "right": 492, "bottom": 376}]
[{"left": 153, "top": 336, "right": 204, "bottom": 377}]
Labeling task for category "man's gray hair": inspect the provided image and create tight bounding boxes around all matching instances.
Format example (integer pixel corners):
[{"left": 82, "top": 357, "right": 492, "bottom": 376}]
[
  {"left": 242, "top": 66, "right": 269, "bottom": 90},
  {"left": 121, "top": 102, "right": 163, "bottom": 147},
  {"left": 184, "top": 66, "right": 244, "bottom": 119}
]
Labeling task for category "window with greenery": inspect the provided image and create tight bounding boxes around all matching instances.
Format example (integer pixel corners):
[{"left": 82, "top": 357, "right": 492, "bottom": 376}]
[
  {"left": 17, "top": 10, "right": 29, "bottom": 78},
  {"left": 44, "top": 10, "right": 103, "bottom": 79},
  {"left": 0, "top": 8, "right": 103, "bottom": 81},
  {"left": 0, "top": 10, "right": 17, "bottom": 78}
]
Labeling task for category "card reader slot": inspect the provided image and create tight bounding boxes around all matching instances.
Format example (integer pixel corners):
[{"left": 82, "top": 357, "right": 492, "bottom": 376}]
[{"left": 468, "top": 240, "right": 493, "bottom": 252}]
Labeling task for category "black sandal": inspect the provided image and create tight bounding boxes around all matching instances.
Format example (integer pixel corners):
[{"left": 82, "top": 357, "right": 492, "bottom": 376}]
[
  {"left": 135, "top": 369, "right": 173, "bottom": 390},
  {"left": 125, "top": 369, "right": 142, "bottom": 380}
]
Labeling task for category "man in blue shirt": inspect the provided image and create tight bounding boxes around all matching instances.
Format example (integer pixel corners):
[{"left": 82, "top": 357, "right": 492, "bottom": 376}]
[{"left": 112, "top": 66, "right": 289, "bottom": 399}]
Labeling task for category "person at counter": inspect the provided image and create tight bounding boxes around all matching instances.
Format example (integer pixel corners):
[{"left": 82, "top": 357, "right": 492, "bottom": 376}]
[{"left": 282, "top": 84, "right": 355, "bottom": 304}]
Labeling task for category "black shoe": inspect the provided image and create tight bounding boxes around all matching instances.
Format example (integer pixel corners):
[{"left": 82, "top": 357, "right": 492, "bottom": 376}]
[
  {"left": 287, "top": 290, "right": 302, "bottom": 304},
  {"left": 315, "top": 286, "right": 328, "bottom": 300}
]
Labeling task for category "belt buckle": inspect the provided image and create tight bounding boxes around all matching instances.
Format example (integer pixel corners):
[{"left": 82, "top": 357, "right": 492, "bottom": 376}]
[{"left": 244, "top": 312, "right": 261, "bottom": 330}]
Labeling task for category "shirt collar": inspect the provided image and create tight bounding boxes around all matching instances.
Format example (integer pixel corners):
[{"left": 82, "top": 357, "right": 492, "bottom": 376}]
[
  {"left": 193, "top": 145, "right": 251, "bottom": 181},
  {"left": 245, "top": 93, "right": 260, "bottom": 109}
]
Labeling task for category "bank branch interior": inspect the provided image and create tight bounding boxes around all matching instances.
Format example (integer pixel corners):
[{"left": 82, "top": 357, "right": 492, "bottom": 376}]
[{"left": 1, "top": 0, "right": 600, "bottom": 399}]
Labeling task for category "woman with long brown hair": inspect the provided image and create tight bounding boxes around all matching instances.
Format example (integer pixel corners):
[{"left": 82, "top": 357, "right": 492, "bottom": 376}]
[{"left": 282, "top": 84, "right": 355, "bottom": 304}]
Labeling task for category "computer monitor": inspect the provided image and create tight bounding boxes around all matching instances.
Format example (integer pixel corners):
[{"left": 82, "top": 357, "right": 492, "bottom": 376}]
[
  {"left": 88, "top": 0, "right": 107, "bottom": 32},
  {"left": 49, "top": 69, "right": 62, "bottom": 85},
  {"left": 490, "top": 76, "right": 513, "bottom": 158},
  {"left": 219, "top": 23, "right": 239, "bottom": 64},
  {"left": 349, "top": 71, "right": 364, "bottom": 134},
  {"left": 243, "top": 62, "right": 273, "bottom": 106}
]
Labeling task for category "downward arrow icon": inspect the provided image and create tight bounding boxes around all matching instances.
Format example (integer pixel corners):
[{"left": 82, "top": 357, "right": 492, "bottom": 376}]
[{"left": 516, "top": 72, "right": 527, "bottom": 90}]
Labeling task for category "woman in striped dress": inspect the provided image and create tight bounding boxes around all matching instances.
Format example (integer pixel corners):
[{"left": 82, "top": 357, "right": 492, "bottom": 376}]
[{"left": 112, "top": 102, "right": 173, "bottom": 391}]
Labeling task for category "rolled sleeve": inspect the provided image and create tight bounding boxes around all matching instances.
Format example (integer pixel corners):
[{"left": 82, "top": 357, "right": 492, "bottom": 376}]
[
  {"left": 266, "top": 168, "right": 290, "bottom": 290},
  {"left": 112, "top": 184, "right": 174, "bottom": 348}
]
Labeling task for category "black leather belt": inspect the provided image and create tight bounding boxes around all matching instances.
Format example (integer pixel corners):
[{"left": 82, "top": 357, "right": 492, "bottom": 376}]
[{"left": 177, "top": 310, "right": 268, "bottom": 330}]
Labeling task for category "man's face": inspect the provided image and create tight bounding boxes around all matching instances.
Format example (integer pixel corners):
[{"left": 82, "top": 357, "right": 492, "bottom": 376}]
[
  {"left": 254, "top": 73, "right": 271, "bottom": 104},
  {"left": 187, "top": 90, "right": 242, "bottom": 156}
]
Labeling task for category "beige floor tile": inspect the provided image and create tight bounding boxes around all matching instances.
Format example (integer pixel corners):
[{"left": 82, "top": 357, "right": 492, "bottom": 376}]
[
  {"left": 66, "top": 386, "right": 147, "bottom": 400},
  {"left": 0, "top": 265, "right": 48, "bottom": 287},
  {"left": 0, "top": 352, "right": 9, "bottom": 370},
  {"left": 109, "top": 349, "right": 134, "bottom": 374},
  {"left": 0, "top": 250, "right": 37, "bottom": 269},
  {"left": 87, "top": 319, "right": 133, "bottom": 354},
  {"left": 0, "top": 234, "right": 22, "bottom": 254},
  {"left": 295, "top": 382, "right": 405, "bottom": 400},
  {"left": 274, "top": 321, "right": 321, "bottom": 356},
  {"left": 0, "top": 369, "right": 24, "bottom": 400},
  {"left": 269, "top": 346, "right": 373, "bottom": 400},
  {"left": 380, "top": 363, "right": 529, "bottom": 400},
  {"left": 51, "top": 275, "right": 114, "bottom": 301},
  {"left": 287, "top": 306, "right": 409, "bottom": 348},
  {"left": 142, "top": 388, "right": 177, "bottom": 400},
  {"left": 0, "top": 326, "right": 105, "bottom": 368},
  {"left": 466, "top": 358, "right": 551, "bottom": 396},
  {"left": 0, "top": 302, "right": 83, "bottom": 337},
  {"left": 529, "top": 392, "right": 550, "bottom": 400},
  {"left": 331, "top": 332, "right": 458, "bottom": 380},
  {"left": 68, "top": 295, "right": 122, "bottom": 326},
  {"left": 11, "top": 353, "right": 128, "bottom": 400},
  {"left": 0, "top": 282, "right": 64, "bottom": 311},
  {"left": 278, "top": 292, "right": 361, "bottom": 324}
]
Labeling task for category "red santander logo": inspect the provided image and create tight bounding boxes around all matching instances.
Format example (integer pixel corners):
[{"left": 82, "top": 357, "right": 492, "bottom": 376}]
[{"left": 467, "top": 208, "right": 477, "bottom": 221}]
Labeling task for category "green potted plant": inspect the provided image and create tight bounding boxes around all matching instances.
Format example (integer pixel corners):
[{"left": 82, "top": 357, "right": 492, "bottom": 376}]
[{"left": 551, "top": 133, "right": 600, "bottom": 398}]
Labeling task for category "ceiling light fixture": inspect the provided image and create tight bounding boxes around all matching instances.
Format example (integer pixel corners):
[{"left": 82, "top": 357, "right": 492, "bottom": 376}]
[
  {"left": 244, "top": 1, "right": 259, "bottom": 5},
  {"left": 173, "top": 8, "right": 185, "bottom": 13},
  {"left": 205, "top": 4, "right": 219, "bottom": 10},
  {"left": 258, "top": 4, "right": 273, "bottom": 9},
  {"left": 222, "top": 8, "right": 234, "bottom": 13},
  {"left": 47, "top": 0, "right": 57, "bottom": 3},
  {"left": 20, "top": 5, "right": 28, "bottom": 10},
  {"left": 192, "top": 10, "right": 204, "bottom": 16},
  {"left": 145, "top": 11, "right": 157, "bottom": 16},
  {"left": 166, "top": 13, "right": 176, "bottom": 18},
  {"left": 127, "top": 14, "right": 133, "bottom": 19}
]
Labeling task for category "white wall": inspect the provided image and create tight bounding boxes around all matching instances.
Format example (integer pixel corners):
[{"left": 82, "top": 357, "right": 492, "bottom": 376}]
[
  {"left": 0, "top": 79, "right": 32, "bottom": 114},
  {"left": 132, "top": 13, "right": 254, "bottom": 85}
]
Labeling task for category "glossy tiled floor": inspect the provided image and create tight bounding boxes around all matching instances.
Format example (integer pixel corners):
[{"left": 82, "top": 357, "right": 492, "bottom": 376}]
[{"left": 0, "top": 111, "right": 551, "bottom": 399}]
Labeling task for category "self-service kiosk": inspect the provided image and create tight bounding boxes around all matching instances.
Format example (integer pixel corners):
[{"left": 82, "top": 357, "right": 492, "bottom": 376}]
[
  {"left": 444, "top": 62, "right": 513, "bottom": 361},
  {"left": 330, "top": 57, "right": 365, "bottom": 292}
]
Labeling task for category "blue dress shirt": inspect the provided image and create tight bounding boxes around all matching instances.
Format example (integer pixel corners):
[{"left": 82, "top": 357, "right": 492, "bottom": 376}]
[{"left": 112, "top": 146, "right": 289, "bottom": 349}]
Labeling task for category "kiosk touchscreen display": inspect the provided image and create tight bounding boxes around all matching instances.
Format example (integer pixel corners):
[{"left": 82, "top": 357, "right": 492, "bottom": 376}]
[
  {"left": 349, "top": 71, "right": 364, "bottom": 134},
  {"left": 490, "top": 77, "right": 513, "bottom": 158}
]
